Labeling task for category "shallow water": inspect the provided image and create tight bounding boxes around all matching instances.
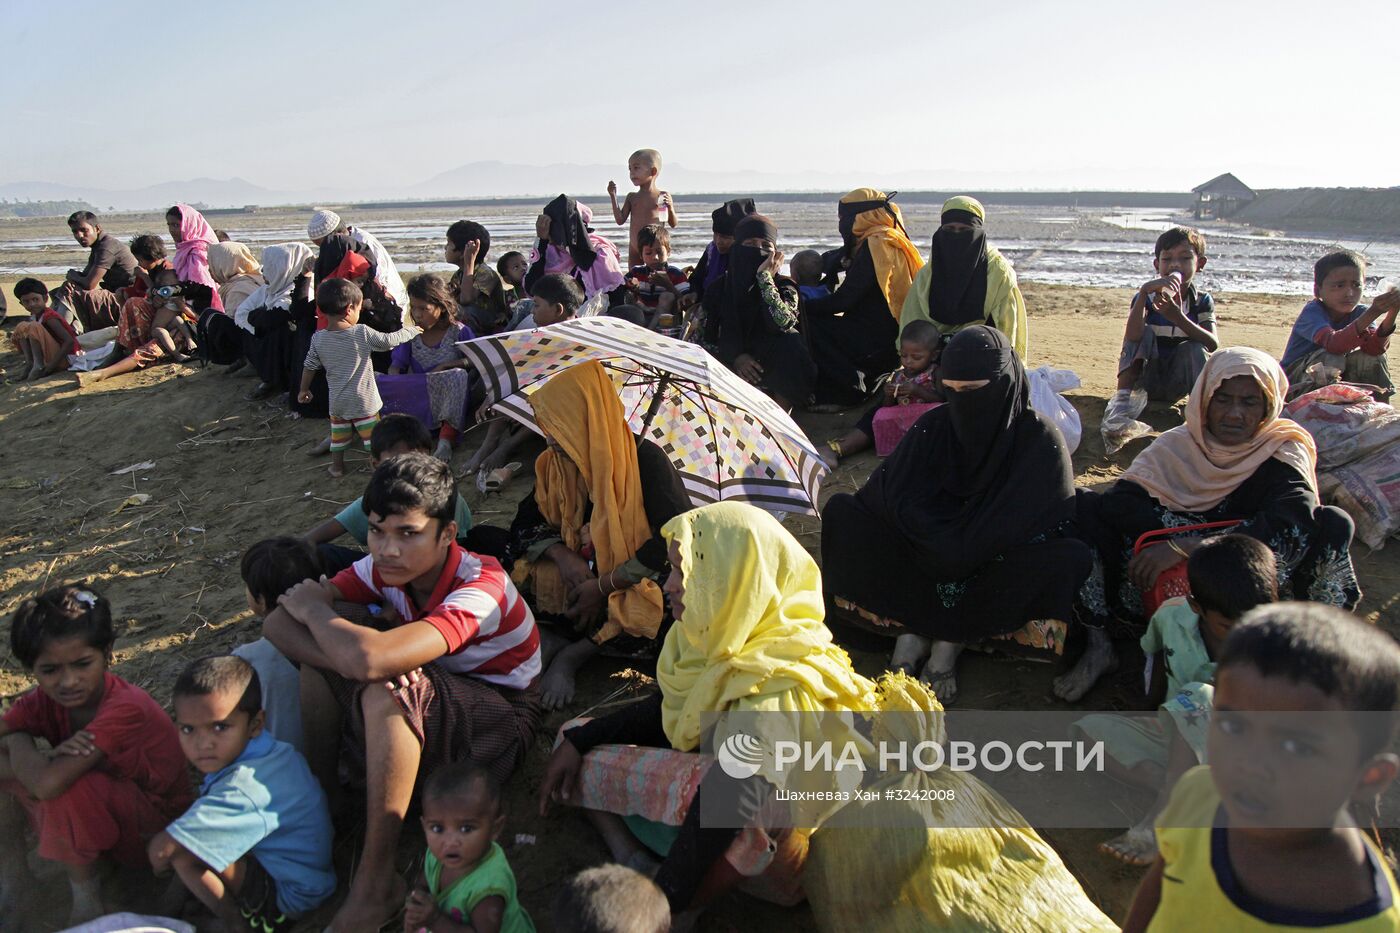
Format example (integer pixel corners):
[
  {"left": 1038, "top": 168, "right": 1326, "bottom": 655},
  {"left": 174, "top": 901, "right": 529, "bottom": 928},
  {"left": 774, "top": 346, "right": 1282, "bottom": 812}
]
[{"left": 3, "top": 202, "right": 1397, "bottom": 297}]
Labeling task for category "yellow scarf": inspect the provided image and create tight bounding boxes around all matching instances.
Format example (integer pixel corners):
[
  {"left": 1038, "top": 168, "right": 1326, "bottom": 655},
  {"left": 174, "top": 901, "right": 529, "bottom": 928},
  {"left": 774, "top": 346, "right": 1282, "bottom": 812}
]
[
  {"left": 841, "top": 188, "right": 925, "bottom": 320},
  {"left": 528, "top": 361, "right": 664, "bottom": 641}
]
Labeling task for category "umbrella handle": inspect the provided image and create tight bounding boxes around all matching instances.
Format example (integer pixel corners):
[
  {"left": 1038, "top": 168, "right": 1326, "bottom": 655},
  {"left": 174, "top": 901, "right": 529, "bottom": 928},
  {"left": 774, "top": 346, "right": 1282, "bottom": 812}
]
[{"left": 642, "top": 374, "right": 670, "bottom": 433}]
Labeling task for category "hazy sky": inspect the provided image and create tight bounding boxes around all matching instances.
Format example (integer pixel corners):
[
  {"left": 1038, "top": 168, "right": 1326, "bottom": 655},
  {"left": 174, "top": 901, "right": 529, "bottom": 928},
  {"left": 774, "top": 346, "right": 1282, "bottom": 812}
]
[{"left": 7, "top": 0, "right": 1398, "bottom": 192}]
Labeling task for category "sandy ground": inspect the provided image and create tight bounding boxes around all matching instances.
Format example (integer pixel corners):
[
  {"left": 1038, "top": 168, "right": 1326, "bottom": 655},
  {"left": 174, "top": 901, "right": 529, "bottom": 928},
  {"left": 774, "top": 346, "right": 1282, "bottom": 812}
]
[{"left": 1, "top": 280, "right": 1399, "bottom": 931}]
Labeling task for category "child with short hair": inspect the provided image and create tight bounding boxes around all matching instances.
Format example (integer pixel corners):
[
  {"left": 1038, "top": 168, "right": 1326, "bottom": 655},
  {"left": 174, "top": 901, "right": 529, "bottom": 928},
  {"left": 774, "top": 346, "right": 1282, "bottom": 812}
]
[
  {"left": 149, "top": 656, "right": 335, "bottom": 931},
  {"left": 496, "top": 251, "right": 528, "bottom": 307},
  {"left": 1103, "top": 227, "right": 1218, "bottom": 449},
  {"left": 123, "top": 234, "right": 173, "bottom": 302},
  {"left": 403, "top": 762, "right": 535, "bottom": 932},
  {"left": 0, "top": 586, "right": 192, "bottom": 925},
  {"left": 820, "top": 319, "right": 944, "bottom": 467},
  {"left": 524, "top": 273, "right": 586, "bottom": 328},
  {"left": 446, "top": 219, "right": 491, "bottom": 312},
  {"left": 607, "top": 149, "right": 678, "bottom": 268},
  {"left": 552, "top": 865, "right": 669, "bottom": 933},
  {"left": 300, "top": 278, "right": 418, "bottom": 477},
  {"left": 1282, "top": 250, "right": 1399, "bottom": 397},
  {"left": 789, "top": 249, "right": 831, "bottom": 303},
  {"left": 1124, "top": 602, "right": 1400, "bottom": 931},
  {"left": 302, "top": 414, "right": 476, "bottom": 574},
  {"left": 9, "top": 278, "right": 79, "bottom": 381},
  {"left": 263, "top": 453, "right": 541, "bottom": 932},
  {"left": 1077, "top": 534, "right": 1277, "bottom": 866},
  {"left": 625, "top": 224, "right": 689, "bottom": 321}
]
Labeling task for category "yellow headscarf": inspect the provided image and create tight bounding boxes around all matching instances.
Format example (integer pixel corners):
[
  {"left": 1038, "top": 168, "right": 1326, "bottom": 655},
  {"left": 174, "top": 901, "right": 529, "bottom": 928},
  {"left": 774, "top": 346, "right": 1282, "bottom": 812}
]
[
  {"left": 208, "top": 242, "right": 262, "bottom": 283},
  {"left": 839, "top": 188, "right": 925, "bottom": 320},
  {"left": 657, "top": 502, "right": 874, "bottom": 752},
  {"left": 528, "top": 361, "right": 664, "bottom": 641}
]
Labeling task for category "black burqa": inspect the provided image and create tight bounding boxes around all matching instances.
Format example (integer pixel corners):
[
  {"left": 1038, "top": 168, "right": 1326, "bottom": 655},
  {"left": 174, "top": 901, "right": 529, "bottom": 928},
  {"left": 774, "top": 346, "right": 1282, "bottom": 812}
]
[
  {"left": 312, "top": 234, "right": 374, "bottom": 288},
  {"left": 541, "top": 194, "right": 596, "bottom": 271},
  {"left": 821, "top": 326, "right": 1089, "bottom": 640},
  {"left": 927, "top": 209, "right": 989, "bottom": 327}
]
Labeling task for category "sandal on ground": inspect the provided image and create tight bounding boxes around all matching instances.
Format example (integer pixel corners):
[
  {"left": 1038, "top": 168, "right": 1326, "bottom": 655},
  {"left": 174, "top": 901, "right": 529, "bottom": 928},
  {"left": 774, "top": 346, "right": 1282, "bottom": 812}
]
[
  {"left": 921, "top": 668, "right": 958, "bottom": 705},
  {"left": 478, "top": 461, "right": 522, "bottom": 493}
]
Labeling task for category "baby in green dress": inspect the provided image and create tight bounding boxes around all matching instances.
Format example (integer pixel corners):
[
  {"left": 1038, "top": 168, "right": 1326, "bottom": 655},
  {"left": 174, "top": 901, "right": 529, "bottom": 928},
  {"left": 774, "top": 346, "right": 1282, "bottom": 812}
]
[{"left": 404, "top": 762, "right": 535, "bottom": 933}]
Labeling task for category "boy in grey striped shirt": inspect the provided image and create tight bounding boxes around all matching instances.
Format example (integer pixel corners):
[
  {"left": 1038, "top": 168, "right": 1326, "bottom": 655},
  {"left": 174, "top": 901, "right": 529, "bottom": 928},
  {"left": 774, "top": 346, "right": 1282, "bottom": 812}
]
[{"left": 300, "top": 279, "right": 417, "bottom": 477}]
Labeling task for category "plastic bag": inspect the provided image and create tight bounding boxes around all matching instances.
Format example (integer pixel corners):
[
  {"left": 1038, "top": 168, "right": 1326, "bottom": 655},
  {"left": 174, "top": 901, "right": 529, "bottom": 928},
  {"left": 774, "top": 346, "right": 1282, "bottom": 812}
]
[
  {"left": 1101, "top": 387, "right": 1150, "bottom": 455},
  {"left": 68, "top": 341, "right": 118, "bottom": 372},
  {"left": 1027, "top": 365, "right": 1083, "bottom": 453},
  {"left": 1285, "top": 384, "right": 1400, "bottom": 471}
]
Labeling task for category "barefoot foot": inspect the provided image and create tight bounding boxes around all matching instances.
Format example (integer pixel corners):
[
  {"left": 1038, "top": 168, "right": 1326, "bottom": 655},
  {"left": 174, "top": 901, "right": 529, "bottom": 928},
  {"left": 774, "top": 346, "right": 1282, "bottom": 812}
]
[
  {"left": 328, "top": 463, "right": 346, "bottom": 478},
  {"left": 326, "top": 873, "right": 407, "bottom": 933},
  {"left": 434, "top": 438, "right": 453, "bottom": 462},
  {"left": 1053, "top": 627, "right": 1118, "bottom": 702},
  {"left": 307, "top": 436, "right": 332, "bottom": 457},
  {"left": 539, "top": 639, "right": 598, "bottom": 711},
  {"left": 1098, "top": 822, "right": 1157, "bottom": 866}
]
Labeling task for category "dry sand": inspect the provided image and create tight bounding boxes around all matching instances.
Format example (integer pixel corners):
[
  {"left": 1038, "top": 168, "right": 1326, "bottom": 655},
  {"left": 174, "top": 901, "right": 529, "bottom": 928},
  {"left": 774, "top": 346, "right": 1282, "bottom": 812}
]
[{"left": 2, "top": 280, "right": 1398, "bottom": 931}]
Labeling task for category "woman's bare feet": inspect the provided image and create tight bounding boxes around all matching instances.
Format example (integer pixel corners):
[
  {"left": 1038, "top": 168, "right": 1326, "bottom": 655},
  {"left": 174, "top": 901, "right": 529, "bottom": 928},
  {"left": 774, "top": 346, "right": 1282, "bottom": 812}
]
[
  {"left": 890, "top": 632, "right": 930, "bottom": 676},
  {"left": 540, "top": 639, "right": 599, "bottom": 711},
  {"left": 75, "top": 369, "right": 104, "bottom": 387},
  {"left": 1052, "top": 626, "right": 1118, "bottom": 702},
  {"left": 1099, "top": 822, "right": 1157, "bottom": 866},
  {"left": 434, "top": 437, "right": 453, "bottom": 462}
]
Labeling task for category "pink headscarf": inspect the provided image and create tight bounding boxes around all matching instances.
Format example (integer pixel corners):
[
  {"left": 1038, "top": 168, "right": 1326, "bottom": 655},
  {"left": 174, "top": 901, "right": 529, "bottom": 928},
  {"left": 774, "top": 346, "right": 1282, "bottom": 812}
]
[
  {"left": 531, "top": 202, "right": 625, "bottom": 300},
  {"left": 172, "top": 203, "right": 223, "bottom": 310}
]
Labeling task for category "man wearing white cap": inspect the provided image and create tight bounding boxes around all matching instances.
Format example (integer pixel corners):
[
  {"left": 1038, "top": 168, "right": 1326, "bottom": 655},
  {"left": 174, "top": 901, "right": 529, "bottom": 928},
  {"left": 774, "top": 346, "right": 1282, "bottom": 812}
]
[{"left": 307, "top": 209, "right": 408, "bottom": 309}]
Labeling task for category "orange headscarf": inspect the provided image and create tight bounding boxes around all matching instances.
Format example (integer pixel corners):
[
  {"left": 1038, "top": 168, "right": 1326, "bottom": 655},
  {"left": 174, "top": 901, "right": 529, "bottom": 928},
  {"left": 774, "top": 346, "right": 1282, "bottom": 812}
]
[
  {"left": 1121, "top": 347, "right": 1317, "bottom": 513},
  {"left": 839, "top": 188, "right": 925, "bottom": 319},
  {"left": 528, "top": 361, "right": 665, "bottom": 641}
]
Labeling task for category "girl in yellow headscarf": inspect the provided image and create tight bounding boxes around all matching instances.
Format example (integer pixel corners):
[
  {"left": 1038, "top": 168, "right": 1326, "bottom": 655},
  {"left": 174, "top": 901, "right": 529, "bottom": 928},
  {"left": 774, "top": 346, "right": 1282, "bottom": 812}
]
[
  {"left": 807, "top": 189, "right": 926, "bottom": 407},
  {"left": 901, "top": 195, "right": 1030, "bottom": 361},
  {"left": 538, "top": 502, "right": 1115, "bottom": 930},
  {"left": 507, "top": 360, "right": 692, "bottom": 710}
]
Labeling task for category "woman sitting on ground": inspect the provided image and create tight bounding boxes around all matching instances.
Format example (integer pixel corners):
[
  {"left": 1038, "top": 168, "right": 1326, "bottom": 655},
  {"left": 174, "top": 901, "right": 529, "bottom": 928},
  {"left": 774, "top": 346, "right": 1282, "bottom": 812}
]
[
  {"left": 821, "top": 326, "right": 1090, "bottom": 704},
  {"left": 166, "top": 204, "right": 224, "bottom": 311},
  {"left": 1065, "top": 346, "right": 1361, "bottom": 701},
  {"left": 805, "top": 188, "right": 924, "bottom": 407},
  {"left": 236, "top": 243, "right": 316, "bottom": 404},
  {"left": 901, "top": 196, "right": 1028, "bottom": 360},
  {"left": 506, "top": 361, "right": 691, "bottom": 711},
  {"left": 700, "top": 213, "right": 816, "bottom": 411},
  {"left": 208, "top": 241, "right": 264, "bottom": 316},
  {"left": 524, "top": 195, "right": 626, "bottom": 315}
]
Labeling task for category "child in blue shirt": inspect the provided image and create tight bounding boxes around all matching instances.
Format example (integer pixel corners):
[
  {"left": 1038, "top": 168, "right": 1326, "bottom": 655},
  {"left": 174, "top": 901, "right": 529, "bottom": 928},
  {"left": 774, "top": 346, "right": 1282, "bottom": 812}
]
[
  {"left": 148, "top": 656, "right": 335, "bottom": 932},
  {"left": 1282, "top": 250, "right": 1398, "bottom": 397},
  {"left": 789, "top": 249, "right": 831, "bottom": 303}
]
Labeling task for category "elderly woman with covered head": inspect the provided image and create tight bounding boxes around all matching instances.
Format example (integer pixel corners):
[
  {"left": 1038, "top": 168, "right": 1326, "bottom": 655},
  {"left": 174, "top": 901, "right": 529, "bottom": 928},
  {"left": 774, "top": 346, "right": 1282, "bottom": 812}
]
[
  {"left": 506, "top": 361, "right": 692, "bottom": 710},
  {"left": 805, "top": 188, "right": 924, "bottom": 406},
  {"left": 901, "top": 196, "right": 1028, "bottom": 360},
  {"left": 1062, "top": 347, "right": 1361, "bottom": 701},
  {"left": 821, "top": 326, "right": 1090, "bottom": 704},
  {"left": 701, "top": 213, "right": 816, "bottom": 410},
  {"left": 236, "top": 243, "right": 316, "bottom": 402}
]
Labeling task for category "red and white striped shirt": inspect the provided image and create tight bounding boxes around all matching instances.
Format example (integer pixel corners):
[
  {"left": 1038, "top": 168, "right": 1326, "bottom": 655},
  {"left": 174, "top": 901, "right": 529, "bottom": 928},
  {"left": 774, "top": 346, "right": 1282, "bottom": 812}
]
[{"left": 330, "top": 544, "right": 541, "bottom": 689}]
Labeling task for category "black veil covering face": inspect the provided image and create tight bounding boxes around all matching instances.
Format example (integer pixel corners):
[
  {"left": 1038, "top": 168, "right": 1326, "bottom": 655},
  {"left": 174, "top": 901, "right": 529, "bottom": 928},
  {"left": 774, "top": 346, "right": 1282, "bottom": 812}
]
[
  {"left": 723, "top": 213, "right": 778, "bottom": 312},
  {"left": 926, "top": 208, "right": 989, "bottom": 326},
  {"left": 542, "top": 195, "right": 597, "bottom": 271},
  {"left": 711, "top": 198, "right": 757, "bottom": 236}
]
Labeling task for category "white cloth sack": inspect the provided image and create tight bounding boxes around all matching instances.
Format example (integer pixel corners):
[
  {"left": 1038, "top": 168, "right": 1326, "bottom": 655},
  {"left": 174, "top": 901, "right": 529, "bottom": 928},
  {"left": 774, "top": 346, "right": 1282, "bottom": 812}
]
[{"left": 1028, "top": 365, "right": 1083, "bottom": 453}]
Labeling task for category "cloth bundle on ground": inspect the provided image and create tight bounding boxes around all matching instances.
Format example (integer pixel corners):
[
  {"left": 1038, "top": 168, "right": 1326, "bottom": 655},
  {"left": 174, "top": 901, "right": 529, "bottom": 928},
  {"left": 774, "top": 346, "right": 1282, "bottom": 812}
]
[{"left": 1289, "top": 383, "right": 1400, "bottom": 548}]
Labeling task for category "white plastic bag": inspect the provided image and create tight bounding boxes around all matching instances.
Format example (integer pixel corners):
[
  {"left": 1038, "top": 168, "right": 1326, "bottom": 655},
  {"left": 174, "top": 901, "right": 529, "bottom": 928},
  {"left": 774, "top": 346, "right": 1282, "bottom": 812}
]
[
  {"left": 1028, "top": 365, "right": 1083, "bottom": 453},
  {"left": 1101, "top": 387, "right": 1150, "bottom": 455},
  {"left": 68, "top": 340, "right": 118, "bottom": 371}
]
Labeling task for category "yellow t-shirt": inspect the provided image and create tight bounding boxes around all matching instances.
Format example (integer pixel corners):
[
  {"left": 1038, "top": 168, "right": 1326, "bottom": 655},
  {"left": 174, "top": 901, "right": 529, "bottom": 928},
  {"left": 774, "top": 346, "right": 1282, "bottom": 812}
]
[{"left": 1151, "top": 766, "right": 1400, "bottom": 931}]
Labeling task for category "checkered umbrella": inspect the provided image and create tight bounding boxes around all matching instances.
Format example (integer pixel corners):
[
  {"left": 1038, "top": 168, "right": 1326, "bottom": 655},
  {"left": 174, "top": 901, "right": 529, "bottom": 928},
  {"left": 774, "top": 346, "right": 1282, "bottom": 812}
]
[{"left": 459, "top": 317, "right": 828, "bottom": 515}]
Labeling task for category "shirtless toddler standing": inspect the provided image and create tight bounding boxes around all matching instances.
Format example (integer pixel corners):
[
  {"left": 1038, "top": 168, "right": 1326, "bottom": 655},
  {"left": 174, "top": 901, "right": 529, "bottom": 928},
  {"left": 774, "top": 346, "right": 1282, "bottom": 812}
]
[{"left": 607, "top": 148, "right": 678, "bottom": 268}]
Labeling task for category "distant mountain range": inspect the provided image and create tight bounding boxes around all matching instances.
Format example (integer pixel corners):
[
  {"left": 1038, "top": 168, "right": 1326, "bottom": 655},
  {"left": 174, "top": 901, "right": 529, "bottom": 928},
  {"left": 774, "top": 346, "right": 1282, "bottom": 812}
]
[{"left": 0, "top": 162, "right": 1193, "bottom": 213}]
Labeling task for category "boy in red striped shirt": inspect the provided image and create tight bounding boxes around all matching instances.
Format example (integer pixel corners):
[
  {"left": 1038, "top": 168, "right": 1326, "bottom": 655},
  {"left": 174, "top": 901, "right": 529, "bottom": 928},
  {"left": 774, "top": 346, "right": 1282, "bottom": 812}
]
[{"left": 265, "top": 452, "right": 541, "bottom": 933}]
